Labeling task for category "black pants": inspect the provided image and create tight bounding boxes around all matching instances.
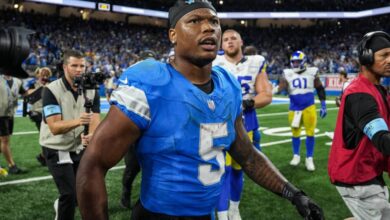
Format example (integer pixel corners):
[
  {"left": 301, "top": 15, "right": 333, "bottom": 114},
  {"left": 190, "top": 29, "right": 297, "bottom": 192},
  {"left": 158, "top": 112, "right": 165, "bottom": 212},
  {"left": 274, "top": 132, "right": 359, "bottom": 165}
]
[
  {"left": 43, "top": 147, "right": 84, "bottom": 220},
  {"left": 131, "top": 200, "right": 212, "bottom": 220},
  {"left": 29, "top": 111, "right": 42, "bottom": 130}
]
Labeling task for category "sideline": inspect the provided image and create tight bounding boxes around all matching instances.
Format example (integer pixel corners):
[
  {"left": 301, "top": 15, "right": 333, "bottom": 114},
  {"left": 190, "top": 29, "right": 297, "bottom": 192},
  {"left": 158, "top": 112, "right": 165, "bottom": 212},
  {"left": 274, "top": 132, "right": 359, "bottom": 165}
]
[{"left": 0, "top": 133, "right": 330, "bottom": 187}]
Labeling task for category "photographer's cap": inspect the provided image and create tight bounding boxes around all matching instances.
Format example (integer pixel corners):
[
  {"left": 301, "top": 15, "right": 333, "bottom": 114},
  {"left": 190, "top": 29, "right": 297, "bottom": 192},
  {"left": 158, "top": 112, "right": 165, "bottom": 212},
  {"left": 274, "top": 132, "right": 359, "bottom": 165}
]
[{"left": 169, "top": 0, "right": 216, "bottom": 28}]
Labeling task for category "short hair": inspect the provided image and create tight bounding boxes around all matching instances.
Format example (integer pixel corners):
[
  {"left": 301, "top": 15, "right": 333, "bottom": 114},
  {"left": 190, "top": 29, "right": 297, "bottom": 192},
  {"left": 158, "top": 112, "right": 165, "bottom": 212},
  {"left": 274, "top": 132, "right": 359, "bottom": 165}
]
[
  {"left": 63, "top": 49, "right": 84, "bottom": 64},
  {"left": 243, "top": 45, "right": 258, "bottom": 55},
  {"left": 223, "top": 29, "right": 240, "bottom": 37}
]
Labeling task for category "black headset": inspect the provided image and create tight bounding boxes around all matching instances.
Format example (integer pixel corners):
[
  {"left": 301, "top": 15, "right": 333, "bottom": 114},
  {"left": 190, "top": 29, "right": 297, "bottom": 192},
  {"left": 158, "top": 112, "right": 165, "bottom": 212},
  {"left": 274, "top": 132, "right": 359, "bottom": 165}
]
[{"left": 358, "top": 31, "right": 390, "bottom": 66}]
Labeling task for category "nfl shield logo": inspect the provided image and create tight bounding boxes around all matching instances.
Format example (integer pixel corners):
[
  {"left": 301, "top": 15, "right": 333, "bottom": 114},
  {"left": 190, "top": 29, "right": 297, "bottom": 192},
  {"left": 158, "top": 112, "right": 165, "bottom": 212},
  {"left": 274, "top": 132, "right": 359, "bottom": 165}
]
[{"left": 207, "top": 99, "right": 215, "bottom": 111}]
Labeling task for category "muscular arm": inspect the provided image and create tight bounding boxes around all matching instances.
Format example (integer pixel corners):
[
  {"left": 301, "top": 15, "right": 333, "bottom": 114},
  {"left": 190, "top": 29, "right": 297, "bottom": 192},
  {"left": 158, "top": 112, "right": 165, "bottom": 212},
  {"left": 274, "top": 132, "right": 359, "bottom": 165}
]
[
  {"left": 229, "top": 115, "right": 287, "bottom": 194},
  {"left": 314, "top": 77, "right": 326, "bottom": 101},
  {"left": 253, "top": 71, "right": 272, "bottom": 108},
  {"left": 77, "top": 106, "right": 141, "bottom": 220}
]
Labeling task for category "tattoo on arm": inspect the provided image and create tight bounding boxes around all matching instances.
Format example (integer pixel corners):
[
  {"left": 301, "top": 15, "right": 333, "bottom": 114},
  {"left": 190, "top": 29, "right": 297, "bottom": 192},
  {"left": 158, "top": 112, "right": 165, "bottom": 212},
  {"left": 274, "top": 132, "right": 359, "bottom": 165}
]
[{"left": 229, "top": 116, "right": 287, "bottom": 195}]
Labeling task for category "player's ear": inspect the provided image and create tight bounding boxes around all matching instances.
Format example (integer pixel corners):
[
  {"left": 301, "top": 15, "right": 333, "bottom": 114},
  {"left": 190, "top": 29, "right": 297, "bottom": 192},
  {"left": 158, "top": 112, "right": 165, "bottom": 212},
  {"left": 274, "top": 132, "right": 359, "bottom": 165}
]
[{"left": 169, "top": 28, "right": 177, "bottom": 45}]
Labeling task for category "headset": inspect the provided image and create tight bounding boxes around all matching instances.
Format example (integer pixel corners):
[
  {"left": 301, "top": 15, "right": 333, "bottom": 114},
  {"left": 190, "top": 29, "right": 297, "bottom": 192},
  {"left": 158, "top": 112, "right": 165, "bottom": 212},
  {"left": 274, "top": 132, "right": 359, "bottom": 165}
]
[{"left": 358, "top": 31, "right": 390, "bottom": 66}]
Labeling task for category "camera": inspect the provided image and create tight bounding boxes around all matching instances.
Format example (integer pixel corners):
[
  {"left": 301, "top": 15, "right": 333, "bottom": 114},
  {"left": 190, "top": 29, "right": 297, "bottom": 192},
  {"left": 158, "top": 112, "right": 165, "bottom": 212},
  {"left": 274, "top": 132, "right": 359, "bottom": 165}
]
[
  {"left": 73, "top": 72, "right": 108, "bottom": 94},
  {"left": 22, "top": 87, "right": 44, "bottom": 117},
  {"left": 0, "top": 27, "right": 34, "bottom": 78}
]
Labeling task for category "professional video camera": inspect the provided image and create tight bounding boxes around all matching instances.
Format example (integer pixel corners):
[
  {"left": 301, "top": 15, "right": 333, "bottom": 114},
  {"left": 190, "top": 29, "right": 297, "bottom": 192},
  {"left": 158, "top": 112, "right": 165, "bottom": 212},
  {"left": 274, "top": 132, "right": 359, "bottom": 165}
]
[
  {"left": 0, "top": 27, "right": 34, "bottom": 78},
  {"left": 73, "top": 72, "right": 108, "bottom": 139},
  {"left": 73, "top": 71, "right": 108, "bottom": 94}
]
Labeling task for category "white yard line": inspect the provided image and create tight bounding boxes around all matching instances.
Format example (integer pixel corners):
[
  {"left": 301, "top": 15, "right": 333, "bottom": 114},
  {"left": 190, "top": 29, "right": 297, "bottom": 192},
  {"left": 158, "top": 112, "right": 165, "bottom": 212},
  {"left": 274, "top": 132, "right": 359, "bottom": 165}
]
[
  {"left": 0, "top": 132, "right": 331, "bottom": 186},
  {"left": 257, "top": 107, "right": 338, "bottom": 117},
  {"left": 0, "top": 165, "right": 125, "bottom": 186}
]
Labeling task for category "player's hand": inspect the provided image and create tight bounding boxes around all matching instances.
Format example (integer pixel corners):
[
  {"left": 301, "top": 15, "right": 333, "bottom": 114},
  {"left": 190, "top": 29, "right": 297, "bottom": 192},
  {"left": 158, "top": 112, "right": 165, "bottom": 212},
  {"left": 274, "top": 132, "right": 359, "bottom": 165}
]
[
  {"left": 81, "top": 133, "right": 93, "bottom": 146},
  {"left": 319, "top": 101, "right": 327, "bottom": 118},
  {"left": 292, "top": 192, "right": 324, "bottom": 220},
  {"left": 242, "top": 99, "right": 255, "bottom": 110},
  {"left": 79, "top": 112, "right": 93, "bottom": 126},
  {"left": 282, "top": 182, "right": 324, "bottom": 220}
]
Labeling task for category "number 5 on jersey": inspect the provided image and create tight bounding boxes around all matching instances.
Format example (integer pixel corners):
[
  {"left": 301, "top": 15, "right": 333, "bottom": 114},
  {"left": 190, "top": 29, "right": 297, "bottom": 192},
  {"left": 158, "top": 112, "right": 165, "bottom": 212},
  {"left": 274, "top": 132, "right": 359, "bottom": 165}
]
[{"left": 198, "top": 123, "right": 228, "bottom": 186}]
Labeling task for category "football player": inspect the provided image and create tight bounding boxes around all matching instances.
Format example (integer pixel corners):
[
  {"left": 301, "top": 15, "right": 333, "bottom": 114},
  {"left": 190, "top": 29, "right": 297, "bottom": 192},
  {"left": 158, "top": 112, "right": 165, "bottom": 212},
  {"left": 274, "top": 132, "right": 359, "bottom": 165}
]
[
  {"left": 77, "top": 1, "right": 324, "bottom": 220},
  {"left": 278, "top": 51, "right": 327, "bottom": 171},
  {"left": 213, "top": 29, "right": 272, "bottom": 220}
]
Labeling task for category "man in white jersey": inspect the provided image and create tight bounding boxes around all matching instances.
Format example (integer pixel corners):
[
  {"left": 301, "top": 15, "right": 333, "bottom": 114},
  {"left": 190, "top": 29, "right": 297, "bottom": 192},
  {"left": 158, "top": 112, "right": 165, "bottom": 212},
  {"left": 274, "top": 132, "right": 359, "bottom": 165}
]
[
  {"left": 278, "top": 51, "right": 327, "bottom": 171},
  {"left": 213, "top": 29, "right": 272, "bottom": 220}
]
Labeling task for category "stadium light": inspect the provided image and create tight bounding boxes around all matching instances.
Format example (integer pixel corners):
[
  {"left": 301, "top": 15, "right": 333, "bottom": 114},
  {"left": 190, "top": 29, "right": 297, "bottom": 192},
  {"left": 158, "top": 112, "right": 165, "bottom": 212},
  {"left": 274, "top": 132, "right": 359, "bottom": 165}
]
[
  {"left": 26, "top": 0, "right": 96, "bottom": 9},
  {"left": 25, "top": 1, "right": 390, "bottom": 19}
]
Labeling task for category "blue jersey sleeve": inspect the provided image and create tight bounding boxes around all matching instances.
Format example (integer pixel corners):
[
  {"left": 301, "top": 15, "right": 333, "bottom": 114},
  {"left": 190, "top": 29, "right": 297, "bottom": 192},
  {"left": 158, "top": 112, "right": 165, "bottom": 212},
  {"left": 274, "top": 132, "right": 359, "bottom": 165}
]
[{"left": 110, "top": 60, "right": 170, "bottom": 130}]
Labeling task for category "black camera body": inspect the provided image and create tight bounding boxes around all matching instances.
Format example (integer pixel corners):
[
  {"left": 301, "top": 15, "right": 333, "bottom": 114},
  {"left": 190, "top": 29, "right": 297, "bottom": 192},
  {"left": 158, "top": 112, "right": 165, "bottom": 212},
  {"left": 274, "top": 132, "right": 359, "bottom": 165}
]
[{"left": 73, "top": 72, "right": 108, "bottom": 95}]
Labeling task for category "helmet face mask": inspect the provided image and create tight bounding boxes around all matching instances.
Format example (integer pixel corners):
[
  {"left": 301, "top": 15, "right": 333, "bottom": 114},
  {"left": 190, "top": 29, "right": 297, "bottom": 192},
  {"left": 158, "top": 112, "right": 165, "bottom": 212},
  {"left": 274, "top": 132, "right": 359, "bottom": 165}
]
[{"left": 290, "top": 51, "right": 307, "bottom": 73}]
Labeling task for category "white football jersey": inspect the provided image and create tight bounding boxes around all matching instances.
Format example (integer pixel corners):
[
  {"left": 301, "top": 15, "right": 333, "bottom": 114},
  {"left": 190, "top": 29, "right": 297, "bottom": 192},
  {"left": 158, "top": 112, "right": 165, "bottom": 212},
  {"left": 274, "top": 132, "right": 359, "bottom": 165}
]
[
  {"left": 283, "top": 67, "right": 319, "bottom": 110},
  {"left": 213, "top": 55, "right": 267, "bottom": 100},
  {"left": 283, "top": 67, "right": 318, "bottom": 95}
]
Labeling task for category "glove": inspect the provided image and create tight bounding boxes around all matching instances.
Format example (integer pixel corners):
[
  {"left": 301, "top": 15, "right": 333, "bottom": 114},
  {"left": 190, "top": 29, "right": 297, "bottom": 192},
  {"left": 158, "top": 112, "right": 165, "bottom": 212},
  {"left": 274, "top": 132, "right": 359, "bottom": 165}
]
[
  {"left": 242, "top": 99, "right": 255, "bottom": 110},
  {"left": 319, "top": 101, "right": 327, "bottom": 118},
  {"left": 282, "top": 183, "right": 324, "bottom": 220}
]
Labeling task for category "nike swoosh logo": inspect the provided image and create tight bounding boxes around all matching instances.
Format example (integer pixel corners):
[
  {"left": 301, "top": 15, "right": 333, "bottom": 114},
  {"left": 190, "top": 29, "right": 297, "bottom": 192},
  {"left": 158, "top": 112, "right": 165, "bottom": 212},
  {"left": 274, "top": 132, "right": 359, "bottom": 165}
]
[{"left": 119, "top": 77, "right": 128, "bottom": 84}]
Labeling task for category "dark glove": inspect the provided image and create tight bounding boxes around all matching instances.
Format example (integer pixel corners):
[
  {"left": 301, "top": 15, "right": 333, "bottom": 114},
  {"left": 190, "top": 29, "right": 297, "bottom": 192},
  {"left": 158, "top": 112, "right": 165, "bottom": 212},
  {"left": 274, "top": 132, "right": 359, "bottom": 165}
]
[
  {"left": 282, "top": 183, "right": 324, "bottom": 220},
  {"left": 242, "top": 99, "right": 255, "bottom": 110}
]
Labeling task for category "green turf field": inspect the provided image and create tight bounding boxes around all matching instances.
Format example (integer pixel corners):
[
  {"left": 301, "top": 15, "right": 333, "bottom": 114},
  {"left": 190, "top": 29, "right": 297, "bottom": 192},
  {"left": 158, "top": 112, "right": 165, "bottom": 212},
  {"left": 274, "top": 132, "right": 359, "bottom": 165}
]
[{"left": 0, "top": 100, "right": 362, "bottom": 219}]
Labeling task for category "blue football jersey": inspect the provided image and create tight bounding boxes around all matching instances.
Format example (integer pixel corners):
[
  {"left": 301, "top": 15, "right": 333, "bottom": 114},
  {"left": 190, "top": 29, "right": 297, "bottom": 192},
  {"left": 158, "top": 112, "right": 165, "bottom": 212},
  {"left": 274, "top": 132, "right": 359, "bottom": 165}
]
[{"left": 110, "top": 59, "right": 242, "bottom": 216}]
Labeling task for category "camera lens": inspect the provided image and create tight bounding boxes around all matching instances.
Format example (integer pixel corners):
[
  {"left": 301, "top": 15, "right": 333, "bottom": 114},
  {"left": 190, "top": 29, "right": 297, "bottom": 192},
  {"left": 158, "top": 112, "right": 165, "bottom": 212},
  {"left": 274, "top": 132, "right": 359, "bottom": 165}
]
[{"left": 0, "top": 27, "right": 34, "bottom": 78}]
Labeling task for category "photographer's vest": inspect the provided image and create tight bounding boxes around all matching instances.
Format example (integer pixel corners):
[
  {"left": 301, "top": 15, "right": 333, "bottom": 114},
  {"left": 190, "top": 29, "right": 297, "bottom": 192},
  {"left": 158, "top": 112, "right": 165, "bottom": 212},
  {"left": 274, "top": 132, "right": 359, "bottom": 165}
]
[
  {"left": 0, "top": 76, "right": 22, "bottom": 117},
  {"left": 328, "top": 74, "right": 390, "bottom": 184},
  {"left": 39, "top": 79, "right": 95, "bottom": 152},
  {"left": 30, "top": 82, "right": 44, "bottom": 113}
]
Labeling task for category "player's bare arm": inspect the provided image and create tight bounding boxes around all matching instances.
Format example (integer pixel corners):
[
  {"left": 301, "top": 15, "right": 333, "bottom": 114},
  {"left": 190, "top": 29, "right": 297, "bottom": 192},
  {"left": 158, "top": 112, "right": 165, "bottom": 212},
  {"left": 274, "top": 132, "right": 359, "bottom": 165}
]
[
  {"left": 314, "top": 76, "right": 323, "bottom": 89},
  {"left": 76, "top": 106, "right": 140, "bottom": 220},
  {"left": 253, "top": 71, "right": 273, "bottom": 108},
  {"left": 229, "top": 114, "right": 286, "bottom": 193},
  {"left": 229, "top": 114, "right": 324, "bottom": 219}
]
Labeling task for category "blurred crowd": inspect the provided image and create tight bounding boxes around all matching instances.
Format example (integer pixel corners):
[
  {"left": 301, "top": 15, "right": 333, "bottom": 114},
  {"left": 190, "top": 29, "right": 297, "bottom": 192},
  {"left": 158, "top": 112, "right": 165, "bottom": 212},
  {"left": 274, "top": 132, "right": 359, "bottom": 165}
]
[{"left": 1, "top": 9, "right": 390, "bottom": 80}]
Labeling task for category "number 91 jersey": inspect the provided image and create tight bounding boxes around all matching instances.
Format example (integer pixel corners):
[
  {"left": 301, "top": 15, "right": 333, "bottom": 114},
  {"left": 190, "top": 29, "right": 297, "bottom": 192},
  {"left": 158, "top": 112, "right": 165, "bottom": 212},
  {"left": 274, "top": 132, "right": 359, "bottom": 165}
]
[
  {"left": 110, "top": 59, "right": 242, "bottom": 216},
  {"left": 283, "top": 67, "right": 319, "bottom": 110},
  {"left": 213, "top": 55, "right": 267, "bottom": 100}
]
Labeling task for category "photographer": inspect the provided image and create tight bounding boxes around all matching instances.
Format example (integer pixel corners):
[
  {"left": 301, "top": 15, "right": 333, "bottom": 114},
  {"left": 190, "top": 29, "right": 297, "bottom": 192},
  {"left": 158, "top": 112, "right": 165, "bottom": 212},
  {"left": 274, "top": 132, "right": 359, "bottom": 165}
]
[
  {"left": 25, "top": 67, "right": 52, "bottom": 166},
  {"left": 0, "top": 74, "right": 26, "bottom": 174},
  {"left": 40, "top": 50, "right": 100, "bottom": 220}
]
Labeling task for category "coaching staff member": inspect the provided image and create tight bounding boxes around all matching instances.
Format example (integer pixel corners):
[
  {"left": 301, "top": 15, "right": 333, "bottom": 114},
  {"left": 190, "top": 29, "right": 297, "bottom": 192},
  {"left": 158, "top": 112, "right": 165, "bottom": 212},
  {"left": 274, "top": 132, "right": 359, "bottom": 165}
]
[
  {"left": 40, "top": 49, "right": 100, "bottom": 220},
  {"left": 329, "top": 31, "right": 390, "bottom": 219}
]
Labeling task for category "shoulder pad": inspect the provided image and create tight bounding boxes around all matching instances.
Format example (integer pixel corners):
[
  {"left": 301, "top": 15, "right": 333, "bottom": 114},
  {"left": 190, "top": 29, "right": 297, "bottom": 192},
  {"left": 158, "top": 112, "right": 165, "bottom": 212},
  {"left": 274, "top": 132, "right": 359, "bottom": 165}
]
[
  {"left": 306, "top": 67, "right": 319, "bottom": 75},
  {"left": 247, "top": 55, "right": 265, "bottom": 64},
  {"left": 283, "top": 68, "right": 294, "bottom": 75},
  {"left": 212, "top": 55, "right": 226, "bottom": 66},
  {"left": 118, "top": 59, "right": 171, "bottom": 87}
]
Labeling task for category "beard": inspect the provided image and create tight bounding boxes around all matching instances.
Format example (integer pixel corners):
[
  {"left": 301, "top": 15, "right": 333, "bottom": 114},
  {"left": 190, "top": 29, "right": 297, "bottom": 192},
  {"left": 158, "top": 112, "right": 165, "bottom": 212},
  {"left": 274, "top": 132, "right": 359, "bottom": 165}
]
[{"left": 224, "top": 47, "right": 240, "bottom": 58}]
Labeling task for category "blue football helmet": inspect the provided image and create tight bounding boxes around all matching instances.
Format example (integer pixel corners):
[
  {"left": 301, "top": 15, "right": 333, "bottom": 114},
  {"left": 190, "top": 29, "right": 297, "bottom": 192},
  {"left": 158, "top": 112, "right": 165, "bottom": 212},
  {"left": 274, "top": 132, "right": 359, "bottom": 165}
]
[{"left": 290, "top": 51, "right": 307, "bottom": 73}]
